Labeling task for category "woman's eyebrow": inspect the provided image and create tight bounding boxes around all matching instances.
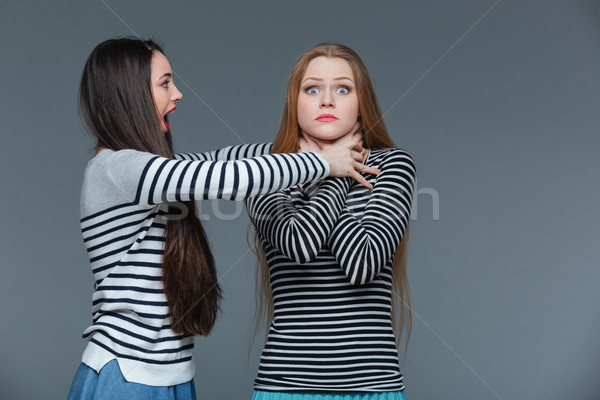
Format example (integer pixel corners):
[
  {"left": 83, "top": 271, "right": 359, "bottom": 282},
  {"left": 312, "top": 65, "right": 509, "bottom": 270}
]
[
  {"left": 302, "top": 76, "right": 354, "bottom": 83},
  {"left": 157, "top": 72, "right": 172, "bottom": 80}
]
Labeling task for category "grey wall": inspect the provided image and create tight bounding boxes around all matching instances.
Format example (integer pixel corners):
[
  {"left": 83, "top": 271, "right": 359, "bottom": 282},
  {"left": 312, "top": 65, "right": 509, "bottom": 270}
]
[{"left": 1, "top": 1, "right": 599, "bottom": 399}]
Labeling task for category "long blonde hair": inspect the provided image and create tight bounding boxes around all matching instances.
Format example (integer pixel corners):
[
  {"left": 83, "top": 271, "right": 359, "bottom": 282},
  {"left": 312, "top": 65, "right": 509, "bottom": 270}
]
[{"left": 252, "top": 43, "right": 411, "bottom": 351}]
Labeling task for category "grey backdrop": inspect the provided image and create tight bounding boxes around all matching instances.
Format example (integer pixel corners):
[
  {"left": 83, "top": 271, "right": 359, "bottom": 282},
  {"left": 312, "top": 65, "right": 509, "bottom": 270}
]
[{"left": 1, "top": 1, "right": 599, "bottom": 399}]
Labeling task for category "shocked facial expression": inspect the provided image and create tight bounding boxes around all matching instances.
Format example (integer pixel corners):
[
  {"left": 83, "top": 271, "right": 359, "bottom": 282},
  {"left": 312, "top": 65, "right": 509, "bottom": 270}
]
[
  {"left": 297, "top": 56, "right": 359, "bottom": 143},
  {"left": 150, "top": 51, "right": 182, "bottom": 133}
]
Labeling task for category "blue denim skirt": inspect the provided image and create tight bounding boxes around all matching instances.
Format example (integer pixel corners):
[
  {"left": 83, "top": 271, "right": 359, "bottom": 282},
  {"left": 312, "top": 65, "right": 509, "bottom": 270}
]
[
  {"left": 67, "top": 359, "right": 196, "bottom": 400},
  {"left": 252, "top": 391, "right": 406, "bottom": 400}
]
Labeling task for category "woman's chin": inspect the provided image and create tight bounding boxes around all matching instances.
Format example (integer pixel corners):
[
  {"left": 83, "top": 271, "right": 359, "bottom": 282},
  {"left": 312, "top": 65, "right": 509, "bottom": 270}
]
[{"left": 303, "top": 129, "right": 348, "bottom": 142}]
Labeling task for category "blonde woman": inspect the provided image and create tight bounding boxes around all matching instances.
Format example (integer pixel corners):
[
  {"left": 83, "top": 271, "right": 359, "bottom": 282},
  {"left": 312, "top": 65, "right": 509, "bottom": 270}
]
[{"left": 246, "top": 43, "right": 416, "bottom": 400}]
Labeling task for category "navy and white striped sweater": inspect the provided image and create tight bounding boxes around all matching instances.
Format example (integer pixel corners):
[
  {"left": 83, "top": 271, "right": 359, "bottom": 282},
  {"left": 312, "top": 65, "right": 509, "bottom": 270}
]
[
  {"left": 246, "top": 148, "right": 415, "bottom": 392},
  {"left": 79, "top": 143, "right": 328, "bottom": 386}
]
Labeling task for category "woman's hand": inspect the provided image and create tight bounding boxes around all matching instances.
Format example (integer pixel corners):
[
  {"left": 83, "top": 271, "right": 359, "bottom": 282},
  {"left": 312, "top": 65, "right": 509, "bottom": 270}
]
[{"left": 299, "top": 122, "right": 379, "bottom": 188}]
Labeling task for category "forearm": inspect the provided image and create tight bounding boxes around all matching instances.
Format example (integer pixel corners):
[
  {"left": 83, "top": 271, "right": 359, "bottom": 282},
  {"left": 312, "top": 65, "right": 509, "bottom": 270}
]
[
  {"left": 107, "top": 148, "right": 330, "bottom": 205},
  {"left": 141, "top": 151, "right": 330, "bottom": 203},
  {"left": 248, "top": 178, "right": 351, "bottom": 263},
  {"left": 328, "top": 150, "right": 415, "bottom": 285}
]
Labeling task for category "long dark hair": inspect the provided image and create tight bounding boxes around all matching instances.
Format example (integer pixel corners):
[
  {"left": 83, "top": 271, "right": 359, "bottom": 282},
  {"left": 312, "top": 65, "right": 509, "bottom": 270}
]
[{"left": 79, "top": 37, "right": 221, "bottom": 336}]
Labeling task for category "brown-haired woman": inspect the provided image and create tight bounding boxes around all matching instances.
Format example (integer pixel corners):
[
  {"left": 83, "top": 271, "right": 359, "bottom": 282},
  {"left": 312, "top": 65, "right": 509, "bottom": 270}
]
[
  {"left": 68, "top": 38, "right": 377, "bottom": 400},
  {"left": 247, "top": 43, "right": 416, "bottom": 400}
]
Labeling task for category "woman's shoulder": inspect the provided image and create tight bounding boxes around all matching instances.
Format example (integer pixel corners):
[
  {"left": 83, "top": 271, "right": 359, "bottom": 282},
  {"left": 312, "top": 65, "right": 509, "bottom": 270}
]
[
  {"left": 83, "top": 148, "right": 163, "bottom": 197},
  {"left": 90, "top": 148, "right": 154, "bottom": 164},
  {"left": 86, "top": 148, "right": 162, "bottom": 176}
]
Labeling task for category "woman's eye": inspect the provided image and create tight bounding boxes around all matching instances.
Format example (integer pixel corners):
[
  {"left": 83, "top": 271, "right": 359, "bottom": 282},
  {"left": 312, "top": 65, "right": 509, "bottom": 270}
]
[
  {"left": 306, "top": 87, "right": 319, "bottom": 95},
  {"left": 336, "top": 86, "right": 350, "bottom": 94},
  {"left": 161, "top": 80, "right": 170, "bottom": 88}
]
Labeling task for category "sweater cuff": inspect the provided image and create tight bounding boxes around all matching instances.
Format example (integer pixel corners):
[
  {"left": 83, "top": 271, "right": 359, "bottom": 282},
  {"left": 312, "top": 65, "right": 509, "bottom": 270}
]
[{"left": 311, "top": 152, "right": 331, "bottom": 179}]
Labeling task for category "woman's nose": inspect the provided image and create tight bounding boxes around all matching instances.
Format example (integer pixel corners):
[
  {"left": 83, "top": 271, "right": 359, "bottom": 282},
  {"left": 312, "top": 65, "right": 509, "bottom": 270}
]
[
  {"left": 320, "top": 90, "right": 334, "bottom": 108},
  {"left": 172, "top": 84, "right": 183, "bottom": 102}
]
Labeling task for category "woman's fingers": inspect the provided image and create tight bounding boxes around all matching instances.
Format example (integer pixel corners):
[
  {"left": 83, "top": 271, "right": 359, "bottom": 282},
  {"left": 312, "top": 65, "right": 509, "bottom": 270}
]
[
  {"left": 351, "top": 138, "right": 363, "bottom": 153},
  {"left": 351, "top": 149, "right": 371, "bottom": 165},
  {"left": 351, "top": 150, "right": 364, "bottom": 162},
  {"left": 351, "top": 170, "right": 373, "bottom": 189},
  {"left": 319, "top": 143, "right": 379, "bottom": 188},
  {"left": 354, "top": 160, "right": 380, "bottom": 176},
  {"left": 339, "top": 135, "right": 362, "bottom": 153}
]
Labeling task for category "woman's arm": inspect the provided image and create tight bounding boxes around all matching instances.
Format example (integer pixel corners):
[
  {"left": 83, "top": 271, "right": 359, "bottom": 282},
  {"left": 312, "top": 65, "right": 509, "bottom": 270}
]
[
  {"left": 105, "top": 149, "right": 329, "bottom": 203},
  {"left": 246, "top": 178, "right": 351, "bottom": 264},
  {"left": 174, "top": 143, "right": 272, "bottom": 161},
  {"left": 328, "top": 150, "right": 416, "bottom": 286}
]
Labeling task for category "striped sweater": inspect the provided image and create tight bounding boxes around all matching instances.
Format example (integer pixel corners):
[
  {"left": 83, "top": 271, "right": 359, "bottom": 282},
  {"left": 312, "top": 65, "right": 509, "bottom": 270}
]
[
  {"left": 246, "top": 148, "right": 416, "bottom": 392},
  {"left": 79, "top": 143, "right": 328, "bottom": 386}
]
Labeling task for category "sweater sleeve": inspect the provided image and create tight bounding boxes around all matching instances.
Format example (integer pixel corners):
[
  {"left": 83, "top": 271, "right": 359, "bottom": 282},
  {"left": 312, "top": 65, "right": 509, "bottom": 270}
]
[
  {"left": 174, "top": 143, "right": 272, "bottom": 161},
  {"left": 103, "top": 148, "right": 329, "bottom": 204},
  {"left": 246, "top": 178, "right": 351, "bottom": 264},
  {"left": 327, "top": 150, "right": 416, "bottom": 286}
]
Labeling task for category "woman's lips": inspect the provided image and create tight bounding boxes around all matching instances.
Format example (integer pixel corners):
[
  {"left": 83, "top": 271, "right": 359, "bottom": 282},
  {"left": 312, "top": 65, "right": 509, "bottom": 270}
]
[{"left": 315, "top": 114, "right": 338, "bottom": 122}]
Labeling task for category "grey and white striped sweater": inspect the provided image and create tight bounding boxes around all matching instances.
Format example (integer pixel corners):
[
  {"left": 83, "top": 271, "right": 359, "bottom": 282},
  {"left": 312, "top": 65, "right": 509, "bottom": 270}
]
[{"left": 79, "top": 143, "right": 327, "bottom": 386}]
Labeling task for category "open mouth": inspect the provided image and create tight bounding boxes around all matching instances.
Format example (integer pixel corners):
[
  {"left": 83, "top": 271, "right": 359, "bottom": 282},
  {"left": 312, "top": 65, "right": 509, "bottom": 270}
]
[{"left": 164, "top": 106, "right": 177, "bottom": 131}]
